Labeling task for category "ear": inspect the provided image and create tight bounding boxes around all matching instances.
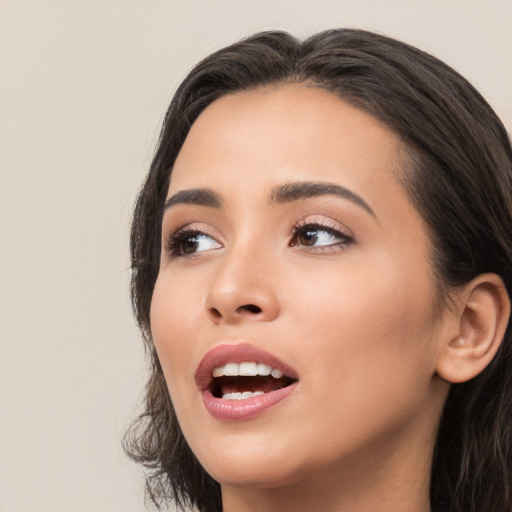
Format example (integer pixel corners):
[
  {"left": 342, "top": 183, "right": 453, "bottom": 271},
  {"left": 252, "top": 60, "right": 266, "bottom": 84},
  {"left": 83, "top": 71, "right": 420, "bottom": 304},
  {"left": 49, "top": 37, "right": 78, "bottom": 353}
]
[{"left": 436, "top": 273, "right": 510, "bottom": 384}]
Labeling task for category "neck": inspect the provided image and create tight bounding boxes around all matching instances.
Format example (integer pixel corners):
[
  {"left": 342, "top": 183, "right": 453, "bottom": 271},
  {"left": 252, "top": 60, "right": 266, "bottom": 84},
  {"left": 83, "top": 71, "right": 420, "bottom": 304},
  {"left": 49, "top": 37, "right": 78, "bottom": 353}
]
[
  {"left": 222, "top": 466, "right": 431, "bottom": 512},
  {"left": 221, "top": 423, "right": 435, "bottom": 512}
]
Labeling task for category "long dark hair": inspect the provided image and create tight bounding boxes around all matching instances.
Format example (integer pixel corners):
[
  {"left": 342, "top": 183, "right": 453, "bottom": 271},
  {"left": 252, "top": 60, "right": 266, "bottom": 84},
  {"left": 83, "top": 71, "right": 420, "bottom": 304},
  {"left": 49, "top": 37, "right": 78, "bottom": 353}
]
[{"left": 124, "top": 29, "right": 512, "bottom": 512}]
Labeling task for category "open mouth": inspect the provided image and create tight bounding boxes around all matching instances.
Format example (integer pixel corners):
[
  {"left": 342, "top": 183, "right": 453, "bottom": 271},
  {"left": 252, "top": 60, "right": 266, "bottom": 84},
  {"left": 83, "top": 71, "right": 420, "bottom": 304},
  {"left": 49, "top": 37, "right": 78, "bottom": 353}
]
[
  {"left": 196, "top": 345, "right": 299, "bottom": 420},
  {"left": 209, "top": 362, "right": 298, "bottom": 400}
]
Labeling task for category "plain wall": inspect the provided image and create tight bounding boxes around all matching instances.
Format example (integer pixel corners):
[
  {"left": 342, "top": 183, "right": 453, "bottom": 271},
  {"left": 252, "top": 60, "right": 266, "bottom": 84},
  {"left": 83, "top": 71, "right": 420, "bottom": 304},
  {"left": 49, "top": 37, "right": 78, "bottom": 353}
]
[{"left": 1, "top": 1, "right": 511, "bottom": 511}]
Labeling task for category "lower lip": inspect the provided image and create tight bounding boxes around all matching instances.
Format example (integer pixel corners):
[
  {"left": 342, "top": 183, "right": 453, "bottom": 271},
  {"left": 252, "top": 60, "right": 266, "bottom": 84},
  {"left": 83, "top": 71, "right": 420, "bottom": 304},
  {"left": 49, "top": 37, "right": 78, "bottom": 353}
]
[{"left": 201, "top": 382, "right": 298, "bottom": 421}]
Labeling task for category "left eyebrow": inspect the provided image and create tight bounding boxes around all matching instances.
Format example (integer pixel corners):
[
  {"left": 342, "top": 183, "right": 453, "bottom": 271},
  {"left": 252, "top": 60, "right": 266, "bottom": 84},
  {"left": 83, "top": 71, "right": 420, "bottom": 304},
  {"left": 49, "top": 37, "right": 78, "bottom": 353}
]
[{"left": 269, "top": 181, "right": 375, "bottom": 216}]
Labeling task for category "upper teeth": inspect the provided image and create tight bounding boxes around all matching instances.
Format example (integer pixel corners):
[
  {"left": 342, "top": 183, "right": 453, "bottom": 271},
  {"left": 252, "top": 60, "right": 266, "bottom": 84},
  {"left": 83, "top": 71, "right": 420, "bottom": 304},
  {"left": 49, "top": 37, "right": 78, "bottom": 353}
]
[{"left": 212, "top": 362, "right": 284, "bottom": 379}]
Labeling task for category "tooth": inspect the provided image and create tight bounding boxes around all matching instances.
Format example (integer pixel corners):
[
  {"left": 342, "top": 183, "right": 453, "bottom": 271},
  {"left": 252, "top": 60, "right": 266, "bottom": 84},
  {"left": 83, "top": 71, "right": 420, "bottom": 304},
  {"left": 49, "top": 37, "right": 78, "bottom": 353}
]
[
  {"left": 239, "top": 362, "right": 258, "bottom": 376},
  {"left": 271, "top": 368, "right": 283, "bottom": 378},
  {"left": 257, "top": 363, "right": 272, "bottom": 376},
  {"left": 223, "top": 363, "right": 239, "bottom": 376},
  {"left": 221, "top": 390, "right": 267, "bottom": 400},
  {"left": 212, "top": 366, "right": 224, "bottom": 378},
  {"left": 222, "top": 392, "right": 243, "bottom": 400}
]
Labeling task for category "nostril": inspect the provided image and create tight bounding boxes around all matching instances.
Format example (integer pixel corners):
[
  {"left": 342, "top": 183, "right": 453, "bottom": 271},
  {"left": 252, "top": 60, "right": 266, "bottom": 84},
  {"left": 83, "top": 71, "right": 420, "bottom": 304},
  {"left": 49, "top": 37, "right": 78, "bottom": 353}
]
[
  {"left": 237, "top": 304, "right": 262, "bottom": 314},
  {"left": 209, "top": 307, "right": 222, "bottom": 319}
]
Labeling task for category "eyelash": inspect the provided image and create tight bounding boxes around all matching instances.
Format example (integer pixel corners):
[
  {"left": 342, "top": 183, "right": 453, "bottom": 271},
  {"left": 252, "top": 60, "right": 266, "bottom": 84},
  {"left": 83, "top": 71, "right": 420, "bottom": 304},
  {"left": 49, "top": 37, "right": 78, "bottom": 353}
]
[
  {"left": 165, "top": 221, "right": 354, "bottom": 258},
  {"left": 290, "top": 221, "right": 354, "bottom": 251},
  {"left": 166, "top": 228, "right": 218, "bottom": 257}
]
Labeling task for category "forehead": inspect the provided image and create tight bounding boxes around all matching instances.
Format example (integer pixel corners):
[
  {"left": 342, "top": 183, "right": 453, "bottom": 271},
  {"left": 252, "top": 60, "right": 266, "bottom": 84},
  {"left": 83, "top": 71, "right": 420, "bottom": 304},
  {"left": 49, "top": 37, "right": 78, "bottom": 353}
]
[
  {"left": 169, "top": 87, "right": 418, "bottom": 235},
  {"left": 170, "top": 85, "right": 404, "bottom": 198}
]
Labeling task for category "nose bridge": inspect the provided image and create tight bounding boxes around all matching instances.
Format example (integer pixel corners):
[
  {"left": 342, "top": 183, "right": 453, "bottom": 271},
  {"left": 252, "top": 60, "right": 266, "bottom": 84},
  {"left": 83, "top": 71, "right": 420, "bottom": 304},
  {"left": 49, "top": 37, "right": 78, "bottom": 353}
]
[{"left": 205, "top": 235, "right": 279, "bottom": 323}]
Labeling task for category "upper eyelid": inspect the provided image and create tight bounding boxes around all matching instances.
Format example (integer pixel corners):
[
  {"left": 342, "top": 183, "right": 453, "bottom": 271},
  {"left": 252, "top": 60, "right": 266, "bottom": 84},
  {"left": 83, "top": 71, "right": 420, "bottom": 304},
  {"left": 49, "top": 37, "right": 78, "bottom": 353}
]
[
  {"left": 295, "top": 220, "right": 343, "bottom": 231},
  {"left": 163, "top": 221, "right": 220, "bottom": 240},
  {"left": 292, "top": 217, "right": 354, "bottom": 238}
]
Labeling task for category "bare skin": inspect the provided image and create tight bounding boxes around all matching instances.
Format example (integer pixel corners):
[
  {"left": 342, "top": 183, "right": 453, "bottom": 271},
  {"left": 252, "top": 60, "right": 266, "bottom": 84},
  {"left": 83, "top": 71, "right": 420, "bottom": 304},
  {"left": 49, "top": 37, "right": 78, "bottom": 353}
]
[{"left": 150, "top": 85, "right": 484, "bottom": 511}]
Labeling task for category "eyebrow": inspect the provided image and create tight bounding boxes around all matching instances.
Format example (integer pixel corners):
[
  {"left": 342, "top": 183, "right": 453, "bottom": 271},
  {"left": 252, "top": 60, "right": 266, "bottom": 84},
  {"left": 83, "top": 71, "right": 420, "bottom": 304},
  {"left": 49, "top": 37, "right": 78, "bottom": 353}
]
[
  {"left": 269, "top": 181, "right": 374, "bottom": 216},
  {"left": 164, "top": 188, "right": 221, "bottom": 210},
  {"left": 164, "top": 181, "right": 374, "bottom": 216}
]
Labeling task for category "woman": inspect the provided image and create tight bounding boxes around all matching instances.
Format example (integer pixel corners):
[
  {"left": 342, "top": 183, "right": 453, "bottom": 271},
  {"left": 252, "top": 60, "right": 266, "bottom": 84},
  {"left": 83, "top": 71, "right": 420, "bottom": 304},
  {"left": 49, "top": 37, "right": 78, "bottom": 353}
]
[{"left": 125, "top": 29, "right": 512, "bottom": 512}]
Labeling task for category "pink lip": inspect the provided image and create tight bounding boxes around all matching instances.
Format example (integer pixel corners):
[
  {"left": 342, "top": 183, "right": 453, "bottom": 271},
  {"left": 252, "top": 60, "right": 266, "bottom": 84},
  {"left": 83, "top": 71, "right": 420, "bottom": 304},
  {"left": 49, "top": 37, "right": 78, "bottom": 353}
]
[{"left": 196, "top": 343, "right": 299, "bottom": 421}]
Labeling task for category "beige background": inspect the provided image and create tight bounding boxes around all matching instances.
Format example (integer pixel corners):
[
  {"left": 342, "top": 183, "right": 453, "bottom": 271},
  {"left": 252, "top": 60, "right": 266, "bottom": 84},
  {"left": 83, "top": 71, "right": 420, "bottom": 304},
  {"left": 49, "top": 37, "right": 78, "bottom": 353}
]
[{"left": 0, "top": 1, "right": 511, "bottom": 511}]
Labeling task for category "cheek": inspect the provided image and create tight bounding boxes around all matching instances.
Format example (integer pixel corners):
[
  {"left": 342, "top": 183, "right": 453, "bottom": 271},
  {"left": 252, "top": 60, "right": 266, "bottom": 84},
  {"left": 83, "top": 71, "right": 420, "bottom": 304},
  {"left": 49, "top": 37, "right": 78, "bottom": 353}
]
[
  {"left": 288, "top": 251, "right": 439, "bottom": 393},
  {"left": 149, "top": 272, "right": 204, "bottom": 395},
  {"left": 286, "top": 264, "right": 440, "bottom": 452}
]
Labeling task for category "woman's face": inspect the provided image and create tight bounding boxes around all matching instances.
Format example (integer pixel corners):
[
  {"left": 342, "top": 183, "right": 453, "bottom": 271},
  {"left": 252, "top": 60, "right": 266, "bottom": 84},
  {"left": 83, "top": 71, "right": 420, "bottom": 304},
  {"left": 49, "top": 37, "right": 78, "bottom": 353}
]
[{"left": 151, "top": 85, "right": 450, "bottom": 491}]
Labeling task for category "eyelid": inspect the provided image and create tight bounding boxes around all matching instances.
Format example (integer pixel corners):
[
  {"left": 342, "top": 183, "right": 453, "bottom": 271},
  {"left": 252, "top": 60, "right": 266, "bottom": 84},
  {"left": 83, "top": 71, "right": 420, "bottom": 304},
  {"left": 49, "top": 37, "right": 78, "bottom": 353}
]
[
  {"left": 163, "top": 222, "right": 223, "bottom": 258},
  {"left": 290, "top": 216, "right": 355, "bottom": 250},
  {"left": 292, "top": 216, "right": 354, "bottom": 238},
  {"left": 164, "top": 221, "right": 221, "bottom": 241}
]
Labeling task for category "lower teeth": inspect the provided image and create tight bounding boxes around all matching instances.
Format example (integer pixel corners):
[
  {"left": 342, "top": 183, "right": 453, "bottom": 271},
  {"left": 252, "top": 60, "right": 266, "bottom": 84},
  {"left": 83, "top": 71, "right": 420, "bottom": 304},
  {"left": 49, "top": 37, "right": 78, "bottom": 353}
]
[{"left": 222, "top": 391, "right": 265, "bottom": 400}]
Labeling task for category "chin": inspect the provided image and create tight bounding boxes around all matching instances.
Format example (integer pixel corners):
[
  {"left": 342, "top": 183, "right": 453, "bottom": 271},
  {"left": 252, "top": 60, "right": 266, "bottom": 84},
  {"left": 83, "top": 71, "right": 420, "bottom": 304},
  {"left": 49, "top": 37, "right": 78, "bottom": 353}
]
[
  {"left": 205, "top": 458, "right": 310, "bottom": 491},
  {"left": 186, "top": 428, "right": 310, "bottom": 490}
]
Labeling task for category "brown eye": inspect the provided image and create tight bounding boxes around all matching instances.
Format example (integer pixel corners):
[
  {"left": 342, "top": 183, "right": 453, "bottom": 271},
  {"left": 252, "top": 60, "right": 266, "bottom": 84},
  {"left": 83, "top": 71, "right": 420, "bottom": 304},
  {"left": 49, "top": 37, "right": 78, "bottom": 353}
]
[
  {"left": 181, "top": 236, "right": 201, "bottom": 254},
  {"left": 167, "top": 230, "right": 222, "bottom": 257},
  {"left": 290, "top": 223, "right": 353, "bottom": 249},
  {"left": 296, "top": 228, "right": 321, "bottom": 246}
]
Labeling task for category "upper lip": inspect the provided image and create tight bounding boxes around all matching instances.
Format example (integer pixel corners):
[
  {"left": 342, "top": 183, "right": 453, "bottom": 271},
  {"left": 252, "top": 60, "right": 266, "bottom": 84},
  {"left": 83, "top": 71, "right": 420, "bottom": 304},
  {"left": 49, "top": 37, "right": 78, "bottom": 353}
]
[{"left": 195, "top": 342, "right": 299, "bottom": 391}]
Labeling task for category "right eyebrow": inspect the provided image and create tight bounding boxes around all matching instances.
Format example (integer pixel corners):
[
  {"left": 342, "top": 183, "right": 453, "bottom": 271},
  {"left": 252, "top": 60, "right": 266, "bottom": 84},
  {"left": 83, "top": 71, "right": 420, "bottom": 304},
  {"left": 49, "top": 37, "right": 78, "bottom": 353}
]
[{"left": 164, "top": 188, "right": 222, "bottom": 210}]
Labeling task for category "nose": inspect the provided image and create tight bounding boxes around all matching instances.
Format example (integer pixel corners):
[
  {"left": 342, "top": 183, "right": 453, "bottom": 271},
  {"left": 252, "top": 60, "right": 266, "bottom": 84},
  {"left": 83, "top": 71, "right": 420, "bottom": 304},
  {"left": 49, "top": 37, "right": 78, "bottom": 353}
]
[{"left": 205, "top": 246, "right": 280, "bottom": 325}]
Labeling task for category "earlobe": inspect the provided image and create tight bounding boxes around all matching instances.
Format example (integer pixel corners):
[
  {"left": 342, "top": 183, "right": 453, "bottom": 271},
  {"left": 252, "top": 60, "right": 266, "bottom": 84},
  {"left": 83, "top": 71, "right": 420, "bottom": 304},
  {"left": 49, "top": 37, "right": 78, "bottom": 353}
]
[{"left": 436, "top": 273, "right": 511, "bottom": 384}]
